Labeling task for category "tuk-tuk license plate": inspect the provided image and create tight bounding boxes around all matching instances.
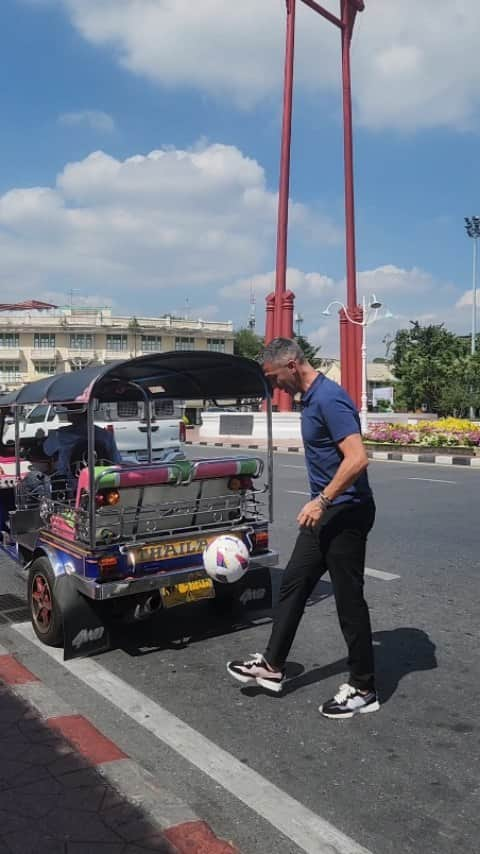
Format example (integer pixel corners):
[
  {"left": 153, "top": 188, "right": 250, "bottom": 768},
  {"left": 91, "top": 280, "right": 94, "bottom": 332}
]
[{"left": 160, "top": 577, "right": 215, "bottom": 608}]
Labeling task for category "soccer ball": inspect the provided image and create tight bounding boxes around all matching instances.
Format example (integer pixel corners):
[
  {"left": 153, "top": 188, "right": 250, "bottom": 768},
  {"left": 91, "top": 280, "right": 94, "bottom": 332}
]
[{"left": 203, "top": 535, "right": 250, "bottom": 584}]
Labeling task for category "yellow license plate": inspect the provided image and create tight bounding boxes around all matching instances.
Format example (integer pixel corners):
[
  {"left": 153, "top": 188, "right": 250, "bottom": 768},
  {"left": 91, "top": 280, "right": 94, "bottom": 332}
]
[{"left": 160, "top": 576, "right": 215, "bottom": 608}]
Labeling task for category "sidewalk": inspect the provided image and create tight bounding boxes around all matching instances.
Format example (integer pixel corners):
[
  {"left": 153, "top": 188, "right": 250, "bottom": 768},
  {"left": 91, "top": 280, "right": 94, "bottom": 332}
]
[{"left": 0, "top": 648, "right": 239, "bottom": 854}]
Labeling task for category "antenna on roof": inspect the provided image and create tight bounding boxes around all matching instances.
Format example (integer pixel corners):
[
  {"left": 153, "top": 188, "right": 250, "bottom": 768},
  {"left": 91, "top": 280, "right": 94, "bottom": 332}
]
[{"left": 248, "top": 283, "right": 256, "bottom": 331}]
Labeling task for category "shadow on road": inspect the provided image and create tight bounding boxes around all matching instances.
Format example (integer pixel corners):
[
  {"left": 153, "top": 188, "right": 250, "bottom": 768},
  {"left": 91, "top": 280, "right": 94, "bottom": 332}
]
[
  {"left": 241, "top": 626, "right": 437, "bottom": 702},
  {"left": 373, "top": 626, "right": 437, "bottom": 703},
  {"left": 110, "top": 568, "right": 333, "bottom": 659}
]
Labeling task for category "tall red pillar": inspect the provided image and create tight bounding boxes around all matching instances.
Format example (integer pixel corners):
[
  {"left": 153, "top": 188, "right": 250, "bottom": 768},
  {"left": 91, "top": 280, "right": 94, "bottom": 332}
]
[
  {"left": 339, "top": 307, "right": 362, "bottom": 409},
  {"left": 267, "top": 0, "right": 296, "bottom": 412},
  {"left": 280, "top": 290, "right": 295, "bottom": 339},
  {"left": 265, "top": 292, "right": 276, "bottom": 344},
  {"left": 340, "top": 0, "right": 362, "bottom": 406}
]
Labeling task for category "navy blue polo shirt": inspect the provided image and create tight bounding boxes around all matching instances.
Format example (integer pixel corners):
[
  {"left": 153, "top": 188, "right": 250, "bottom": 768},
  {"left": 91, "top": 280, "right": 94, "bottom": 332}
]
[{"left": 301, "top": 374, "right": 372, "bottom": 505}]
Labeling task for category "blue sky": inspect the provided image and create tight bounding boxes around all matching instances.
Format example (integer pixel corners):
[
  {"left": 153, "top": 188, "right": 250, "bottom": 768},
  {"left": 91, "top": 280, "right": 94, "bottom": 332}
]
[{"left": 1, "top": 0, "right": 479, "bottom": 356}]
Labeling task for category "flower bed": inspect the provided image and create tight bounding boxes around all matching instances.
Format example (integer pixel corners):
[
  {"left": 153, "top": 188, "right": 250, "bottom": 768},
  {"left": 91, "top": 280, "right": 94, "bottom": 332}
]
[{"left": 365, "top": 418, "right": 480, "bottom": 450}]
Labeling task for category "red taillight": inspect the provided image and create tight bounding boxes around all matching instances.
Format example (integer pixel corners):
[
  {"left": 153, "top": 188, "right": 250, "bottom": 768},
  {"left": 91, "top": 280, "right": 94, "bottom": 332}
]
[
  {"left": 253, "top": 529, "right": 269, "bottom": 553},
  {"left": 98, "top": 556, "right": 119, "bottom": 577},
  {"left": 179, "top": 420, "right": 186, "bottom": 442},
  {"left": 96, "top": 489, "right": 120, "bottom": 508}
]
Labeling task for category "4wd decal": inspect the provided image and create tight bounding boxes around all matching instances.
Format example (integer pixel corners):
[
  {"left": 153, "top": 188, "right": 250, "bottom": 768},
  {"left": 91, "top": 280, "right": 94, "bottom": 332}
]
[{"left": 72, "top": 626, "right": 105, "bottom": 650}]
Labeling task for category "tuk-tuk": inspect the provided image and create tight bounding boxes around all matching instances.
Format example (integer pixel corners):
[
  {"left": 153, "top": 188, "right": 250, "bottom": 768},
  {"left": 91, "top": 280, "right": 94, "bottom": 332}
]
[{"left": 0, "top": 351, "right": 278, "bottom": 659}]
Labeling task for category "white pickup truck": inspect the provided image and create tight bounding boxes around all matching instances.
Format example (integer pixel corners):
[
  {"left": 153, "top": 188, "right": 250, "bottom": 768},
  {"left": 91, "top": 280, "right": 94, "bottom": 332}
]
[{"left": 3, "top": 400, "right": 186, "bottom": 462}]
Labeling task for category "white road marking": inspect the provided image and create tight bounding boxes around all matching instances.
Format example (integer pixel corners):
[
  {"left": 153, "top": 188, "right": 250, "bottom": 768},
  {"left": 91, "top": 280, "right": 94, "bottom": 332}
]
[
  {"left": 365, "top": 567, "right": 400, "bottom": 581},
  {"left": 280, "top": 464, "right": 306, "bottom": 469},
  {"left": 286, "top": 490, "right": 310, "bottom": 496},
  {"left": 14, "top": 622, "right": 373, "bottom": 854},
  {"left": 406, "top": 477, "right": 456, "bottom": 484}
]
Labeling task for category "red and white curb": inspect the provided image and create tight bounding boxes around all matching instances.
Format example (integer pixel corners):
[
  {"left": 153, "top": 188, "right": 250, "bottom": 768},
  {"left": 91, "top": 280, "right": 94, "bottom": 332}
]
[{"left": 0, "top": 642, "right": 239, "bottom": 854}]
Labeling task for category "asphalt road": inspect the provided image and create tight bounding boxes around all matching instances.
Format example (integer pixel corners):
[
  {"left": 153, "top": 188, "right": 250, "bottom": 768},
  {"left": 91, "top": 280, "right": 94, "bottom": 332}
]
[{"left": 0, "top": 453, "right": 479, "bottom": 854}]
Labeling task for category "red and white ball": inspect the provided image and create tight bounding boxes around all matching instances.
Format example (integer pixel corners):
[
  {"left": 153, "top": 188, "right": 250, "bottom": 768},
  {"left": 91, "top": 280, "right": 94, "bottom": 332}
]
[{"left": 203, "top": 535, "right": 250, "bottom": 584}]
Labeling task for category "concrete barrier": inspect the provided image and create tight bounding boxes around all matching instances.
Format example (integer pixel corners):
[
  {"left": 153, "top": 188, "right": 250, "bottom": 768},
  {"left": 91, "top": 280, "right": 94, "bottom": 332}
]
[{"left": 199, "top": 411, "right": 302, "bottom": 441}]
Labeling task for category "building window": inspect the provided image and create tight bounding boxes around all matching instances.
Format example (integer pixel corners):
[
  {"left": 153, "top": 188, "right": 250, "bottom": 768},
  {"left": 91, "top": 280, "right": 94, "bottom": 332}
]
[
  {"left": 106, "top": 334, "right": 128, "bottom": 352},
  {"left": 175, "top": 337, "right": 195, "bottom": 352},
  {"left": 33, "top": 361, "right": 57, "bottom": 375},
  {"left": 70, "top": 334, "right": 94, "bottom": 350},
  {"left": 141, "top": 335, "right": 162, "bottom": 352},
  {"left": 0, "top": 362, "right": 20, "bottom": 382},
  {"left": 207, "top": 338, "right": 225, "bottom": 353},
  {"left": 0, "top": 333, "right": 19, "bottom": 348},
  {"left": 33, "top": 333, "right": 55, "bottom": 350},
  {"left": 70, "top": 359, "right": 90, "bottom": 371}
]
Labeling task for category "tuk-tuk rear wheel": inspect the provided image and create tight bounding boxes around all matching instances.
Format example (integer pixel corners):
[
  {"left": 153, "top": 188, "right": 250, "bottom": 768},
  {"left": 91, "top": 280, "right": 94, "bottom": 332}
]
[{"left": 28, "top": 558, "right": 63, "bottom": 646}]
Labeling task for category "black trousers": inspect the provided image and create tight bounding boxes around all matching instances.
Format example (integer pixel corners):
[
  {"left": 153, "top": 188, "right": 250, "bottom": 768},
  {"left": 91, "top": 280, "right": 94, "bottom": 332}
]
[{"left": 264, "top": 498, "right": 376, "bottom": 691}]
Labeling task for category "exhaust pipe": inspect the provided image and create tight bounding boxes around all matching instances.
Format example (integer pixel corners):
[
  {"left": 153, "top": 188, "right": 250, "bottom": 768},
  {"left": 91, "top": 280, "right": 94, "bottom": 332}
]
[{"left": 132, "top": 592, "right": 162, "bottom": 621}]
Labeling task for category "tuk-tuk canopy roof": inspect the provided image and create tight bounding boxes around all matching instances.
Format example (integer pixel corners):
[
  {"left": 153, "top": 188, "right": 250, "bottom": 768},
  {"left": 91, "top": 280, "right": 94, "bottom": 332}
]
[{"left": 4, "top": 351, "right": 270, "bottom": 405}]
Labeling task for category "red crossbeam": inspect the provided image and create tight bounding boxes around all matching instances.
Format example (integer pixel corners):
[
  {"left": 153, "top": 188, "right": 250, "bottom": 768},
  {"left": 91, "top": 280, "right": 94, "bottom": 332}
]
[
  {"left": 299, "top": 0, "right": 343, "bottom": 28},
  {"left": 299, "top": 0, "right": 365, "bottom": 27}
]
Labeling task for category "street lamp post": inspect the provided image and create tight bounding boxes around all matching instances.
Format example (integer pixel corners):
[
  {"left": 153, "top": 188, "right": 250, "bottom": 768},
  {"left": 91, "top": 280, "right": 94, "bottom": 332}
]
[
  {"left": 323, "top": 294, "right": 385, "bottom": 434},
  {"left": 464, "top": 217, "right": 480, "bottom": 420}
]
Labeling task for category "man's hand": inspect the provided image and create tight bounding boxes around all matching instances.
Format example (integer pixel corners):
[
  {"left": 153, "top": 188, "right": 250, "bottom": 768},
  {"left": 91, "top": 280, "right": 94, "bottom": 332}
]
[{"left": 297, "top": 499, "right": 323, "bottom": 529}]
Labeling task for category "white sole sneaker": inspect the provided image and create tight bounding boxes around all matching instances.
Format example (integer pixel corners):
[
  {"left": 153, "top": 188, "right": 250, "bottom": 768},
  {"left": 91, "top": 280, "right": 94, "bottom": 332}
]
[
  {"left": 226, "top": 662, "right": 285, "bottom": 693},
  {"left": 256, "top": 676, "right": 284, "bottom": 693},
  {"left": 226, "top": 664, "right": 256, "bottom": 686},
  {"left": 319, "top": 699, "right": 380, "bottom": 719}
]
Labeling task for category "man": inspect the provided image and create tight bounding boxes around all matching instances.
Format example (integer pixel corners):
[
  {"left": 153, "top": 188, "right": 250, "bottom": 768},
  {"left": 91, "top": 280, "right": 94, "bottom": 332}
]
[
  {"left": 43, "top": 403, "right": 122, "bottom": 483},
  {"left": 227, "top": 338, "right": 379, "bottom": 719}
]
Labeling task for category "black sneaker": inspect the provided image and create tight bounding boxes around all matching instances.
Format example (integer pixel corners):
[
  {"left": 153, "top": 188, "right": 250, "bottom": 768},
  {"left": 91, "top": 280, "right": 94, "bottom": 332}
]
[
  {"left": 319, "top": 683, "right": 380, "bottom": 719},
  {"left": 227, "top": 653, "right": 285, "bottom": 693}
]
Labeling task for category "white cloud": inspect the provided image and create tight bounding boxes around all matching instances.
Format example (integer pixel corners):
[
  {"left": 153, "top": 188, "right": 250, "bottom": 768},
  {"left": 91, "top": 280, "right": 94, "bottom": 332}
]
[
  {"left": 58, "top": 110, "right": 116, "bottom": 133},
  {"left": 456, "top": 290, "right": 476, "bottom": 309},
  {"left": 357, "top": 265, "right": 435, "bottom": 296},
  {"left": 221, "top": 268, "right": 336, "bottom": 299},
  {"left": 45, "top": 0, "right": 480, "bottom": 131},
  {"left": 0, "top": 142, "right": 336, "bottom": 305},
  {"left": 224, "top": 263, "right": 467, "bottom": 358}
]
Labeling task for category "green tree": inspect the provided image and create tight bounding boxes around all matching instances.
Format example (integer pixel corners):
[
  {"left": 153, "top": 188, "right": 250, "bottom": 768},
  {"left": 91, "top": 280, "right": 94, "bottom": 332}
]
[
  {"left": 294, "top": 334, "right": 322, "bottom": 368},
  {"left": 234, "top": 328, "right": 264, "bottom": 359},
  {"left": 392, "top": 321, "right": 479, "bottom": 415}
]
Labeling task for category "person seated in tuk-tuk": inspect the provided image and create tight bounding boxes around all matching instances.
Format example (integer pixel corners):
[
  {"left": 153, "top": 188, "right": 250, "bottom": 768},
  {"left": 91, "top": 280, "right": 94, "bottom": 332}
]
[{"left": 43, "top": 404, "right": 122, "bottom": 490}]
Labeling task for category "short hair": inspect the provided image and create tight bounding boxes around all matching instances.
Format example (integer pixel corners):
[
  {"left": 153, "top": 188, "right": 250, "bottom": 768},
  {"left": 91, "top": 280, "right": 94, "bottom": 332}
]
[{"left": 258, "top": 337, "right": 305, "bottom": 366}]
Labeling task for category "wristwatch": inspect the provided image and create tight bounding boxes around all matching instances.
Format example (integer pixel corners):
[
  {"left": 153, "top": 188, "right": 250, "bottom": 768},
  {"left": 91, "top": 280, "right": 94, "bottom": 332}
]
[{"left": 316, "top": 491, "right": 332, "bottom": 510}]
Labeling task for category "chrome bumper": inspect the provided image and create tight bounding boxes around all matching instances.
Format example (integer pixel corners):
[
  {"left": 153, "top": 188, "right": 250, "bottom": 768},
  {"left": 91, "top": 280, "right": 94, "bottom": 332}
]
[{"left": 71, "top": 549, "right": 279, "bottom": 601}]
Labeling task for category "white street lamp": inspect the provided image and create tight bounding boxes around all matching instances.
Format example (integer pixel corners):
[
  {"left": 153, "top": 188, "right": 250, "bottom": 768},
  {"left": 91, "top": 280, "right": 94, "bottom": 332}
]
[{"left": 323, "top": 294, "right": 390, "bottom": 434}]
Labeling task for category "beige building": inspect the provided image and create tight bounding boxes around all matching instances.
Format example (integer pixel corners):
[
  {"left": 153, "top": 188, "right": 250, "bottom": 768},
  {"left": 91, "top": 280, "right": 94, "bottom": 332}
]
[
  {"left": 321, "top": 358, "right": 396, "bottom": 405},
  {"left": 0, "top": 306, "right": 234, "bottom": 390}
]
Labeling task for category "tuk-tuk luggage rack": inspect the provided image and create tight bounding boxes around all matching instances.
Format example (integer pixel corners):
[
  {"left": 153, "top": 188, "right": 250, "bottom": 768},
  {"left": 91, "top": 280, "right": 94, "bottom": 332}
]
[{"left": 40, "top": 486, "right": 268, "bottom": 546}]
